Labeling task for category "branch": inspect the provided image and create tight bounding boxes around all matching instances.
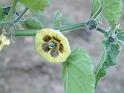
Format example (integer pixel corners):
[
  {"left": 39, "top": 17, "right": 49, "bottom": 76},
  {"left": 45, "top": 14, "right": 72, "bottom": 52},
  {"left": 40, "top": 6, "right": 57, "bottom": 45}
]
[
  {"left": 13, "top": 7, "right": 28, "bottom": 23},
  {"left": 15, "top": 22, "right": 87, "bottom": 36}
]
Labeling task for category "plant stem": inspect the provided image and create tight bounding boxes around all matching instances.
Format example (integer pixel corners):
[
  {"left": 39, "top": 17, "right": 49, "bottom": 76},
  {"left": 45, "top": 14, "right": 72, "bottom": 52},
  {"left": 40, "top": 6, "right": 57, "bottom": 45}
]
[
  {"left": 15, "top": 21, "right": 108, "bottom": 37},
  {"left": 13, "top": 7, "right": 28, "bottom": 23},
  {"left": 15, "top": 22, "right": 108, "bottom": 37},
  {"left": 15, "top": 29, "right": 37, "bottom": 36},
  {"left": 56, "top": 22, "right": 86, "bottom": 32},
  {"left": 15, "top": 22, "right": 87, "bottom": 36},
  {"left": 96, "top": 27, "right": 110, "bottom": 38},
  {"left": 5, "top": 0, "right": 17, "bottom": 21}
]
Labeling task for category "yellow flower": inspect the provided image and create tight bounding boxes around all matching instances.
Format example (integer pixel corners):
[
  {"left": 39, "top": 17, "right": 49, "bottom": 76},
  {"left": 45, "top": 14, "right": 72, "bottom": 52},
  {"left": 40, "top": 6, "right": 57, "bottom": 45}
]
[
  {"left": 35, "top": 28, "right": 71, "bottom": 63},
  {"left": 0, "top": 34, "right": 10, "bottom": 51}
]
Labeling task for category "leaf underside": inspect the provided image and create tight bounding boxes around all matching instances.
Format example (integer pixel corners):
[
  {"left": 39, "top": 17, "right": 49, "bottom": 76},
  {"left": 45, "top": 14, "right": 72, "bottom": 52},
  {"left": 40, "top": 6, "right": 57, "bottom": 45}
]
[
  {"left": 95, "top": 40, "right": 121, "bottom": 86},
  {"left": 62, "top": 48, "right": 95, "bottom": 93},
  {"left": 19, "top": 0, "right": 50, "bottom": 11}
]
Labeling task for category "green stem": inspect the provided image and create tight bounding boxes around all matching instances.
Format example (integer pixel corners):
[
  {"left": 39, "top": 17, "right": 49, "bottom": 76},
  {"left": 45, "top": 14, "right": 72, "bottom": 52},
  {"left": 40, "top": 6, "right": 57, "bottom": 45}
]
[
  {"left": 56, "top": 22, "right": 86, "bottom": 32},
  {"left": 5, "top": 0, "right": 17, "bottom": 21},
  {"left": 15, "top": 22, "right": 87, "bottom": 36},
  {"left": 15, "top": 29, "right": 37, "bottom": 36},
  {"left": 15, "top": 22, "right": 108, "bottom": 37},
  {"left": 96, "top": 27, "right": 109, "bottom": 38}
]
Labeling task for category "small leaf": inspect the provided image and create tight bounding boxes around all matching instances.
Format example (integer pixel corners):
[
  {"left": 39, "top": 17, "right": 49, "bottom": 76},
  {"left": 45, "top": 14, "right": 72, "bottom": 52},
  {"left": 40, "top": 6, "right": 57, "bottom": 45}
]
[
  {"left": 0, "top": 6, "right": 5, "bottom": 22},
  {"left": 53, "top": 10, "right": 63, "bottom": 28},
  {"left": 90, "top": 0, "right": 102, "bottom": 19},
  {"left": 18, "top": 0, "right": 50, "bottom": 11},
  {"left": 62, "top": 48, "right": 95, "bottom": 93},
  {"left": 95, "top": 40, "right": 121, "bottom": 86},
  {"left": 102, "top": 0, "right": 123, "bottom": 30},
  {"left": 21, "top": 18, "right": 43, "bottom": 29},
  {"left": 117, "top": 30, "right": 124, "bottom": 41}
]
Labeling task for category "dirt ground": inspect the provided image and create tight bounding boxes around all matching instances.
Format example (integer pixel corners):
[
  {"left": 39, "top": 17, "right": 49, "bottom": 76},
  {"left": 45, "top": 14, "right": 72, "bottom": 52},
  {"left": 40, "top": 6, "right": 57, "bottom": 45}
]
[{"left": 0, "top": 0, "right": 124, "bottom": 93}]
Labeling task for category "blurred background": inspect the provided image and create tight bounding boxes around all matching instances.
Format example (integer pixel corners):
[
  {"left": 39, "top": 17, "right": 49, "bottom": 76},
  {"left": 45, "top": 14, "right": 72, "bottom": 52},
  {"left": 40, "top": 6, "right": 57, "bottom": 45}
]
[{"left": 0, "top": 0, "right": 124, "bottom": 93}]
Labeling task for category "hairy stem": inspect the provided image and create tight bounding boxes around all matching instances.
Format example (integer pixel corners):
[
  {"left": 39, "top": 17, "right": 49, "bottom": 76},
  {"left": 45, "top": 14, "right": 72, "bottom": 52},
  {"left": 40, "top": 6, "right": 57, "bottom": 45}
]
[
  {"left": 96, "top": 27, "right": 109, "bottom": 38},
  {"left": 15, "top": 22, "right": 87, "bottom": 36},
  {"left": 56, "top": 22, "right": 86, "bottom": 32},
  {"left": 15, "top": 17, "right": 109, "bottom": 38},
  {"left": 13, "top": 7, "right": 28, "bottom": 23},
  {"left": 15, "top": 21, "right": 108, "bottom": 37}
]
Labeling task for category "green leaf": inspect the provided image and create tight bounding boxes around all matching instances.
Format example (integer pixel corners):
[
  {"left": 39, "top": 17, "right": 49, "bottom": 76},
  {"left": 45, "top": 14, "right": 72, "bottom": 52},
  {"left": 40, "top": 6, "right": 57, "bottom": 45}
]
[
  {"left": 95, "top": 40, "right": 121, "bottom": 86},
  {"left": 21, "top": 18, "right": 43, "bottom": 29},
  {"left": 0, "top": 6, "right": 5, "bottom": 22},
  {"left": 102, "top": 0, "right": 123, "bottom": 30},
  {"left": 62, "top": 48, "right": 95, "bottom": 93},
  {"left": 117, "top": 30, "right": 124, "bottom": 41},
  {"left": 53, "top": 10, "right": 63, "bottom": 28},
  {"left": 90, "top": 0, "right": 102, "bottom": 19},
  {"left": 18, "top": 0, "right": 50, "bottom": 11}
]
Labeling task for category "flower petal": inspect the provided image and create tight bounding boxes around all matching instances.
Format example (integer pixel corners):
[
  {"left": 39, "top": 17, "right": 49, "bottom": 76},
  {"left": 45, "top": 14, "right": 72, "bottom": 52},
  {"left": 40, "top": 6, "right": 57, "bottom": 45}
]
[
  {"left": 0, "top": 34, "right": 6, "bottom": 42},
  {"left": 35, "top": 28, "right": 71, "bottom": 63},
  {"left": 0, "top": 34, "right": 10, "bottom": 51},
  {"left": 4, "top": 39, "right": 10, "bottom": 45}
]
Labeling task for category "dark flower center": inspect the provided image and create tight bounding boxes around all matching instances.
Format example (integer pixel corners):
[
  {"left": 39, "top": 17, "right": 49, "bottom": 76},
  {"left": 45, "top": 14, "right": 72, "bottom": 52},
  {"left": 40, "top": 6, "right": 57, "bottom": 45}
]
[
  {"left": 42, "top": 35, "right": 64, "bottom": 57},
  {"left": 49, "top": 41, "right": 56, "bottom": 49}
]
